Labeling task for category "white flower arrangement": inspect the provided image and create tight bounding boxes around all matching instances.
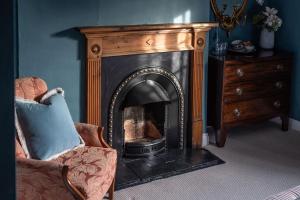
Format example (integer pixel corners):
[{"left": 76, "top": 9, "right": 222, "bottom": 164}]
[{"left": 253, "top": 0, "right": 283, "bottom": 32}]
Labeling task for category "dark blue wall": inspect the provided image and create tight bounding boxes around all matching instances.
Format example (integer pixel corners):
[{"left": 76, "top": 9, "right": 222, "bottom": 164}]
[
  {"left": 271, "top": 0, "right": 300, "bottom": 120},
  {"left": 0, "top": 0, "right": 16, "bottom": 199},
  {"left": 18, "top": 0, "right": 211, "bottom": 127}
]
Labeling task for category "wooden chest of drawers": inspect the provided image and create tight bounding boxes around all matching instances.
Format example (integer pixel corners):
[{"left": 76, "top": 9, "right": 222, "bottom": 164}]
[{"left": 207, "top": 51, "right": 293, "bottom": 147}]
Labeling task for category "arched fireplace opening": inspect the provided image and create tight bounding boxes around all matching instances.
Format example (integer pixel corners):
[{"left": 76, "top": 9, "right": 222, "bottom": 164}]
[
  {"left": 108, "top": 67, "right": 184, "bottom": 158},
  {"left": 122, "top": 79, "right": 170, "bottom": 157}
]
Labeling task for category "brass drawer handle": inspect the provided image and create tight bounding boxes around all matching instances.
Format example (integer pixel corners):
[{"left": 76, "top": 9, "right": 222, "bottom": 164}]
[
  {"left": 273, "top": 100, "right": 281, "bottom": 108},
  {"left": 233, "top": 108, "right": 241, "bottom": 118},
  {"left": 236, "top": 68, "right": 244, "bottom": 77},
  {"left": 276, "top": 64, "right": 284, "bottom": 71},
  {"left": 236, "top": 87, "right": 243, "bottom": 96},
  {"left": 275, "top": 81, "right": 283, "bottom": 89}
]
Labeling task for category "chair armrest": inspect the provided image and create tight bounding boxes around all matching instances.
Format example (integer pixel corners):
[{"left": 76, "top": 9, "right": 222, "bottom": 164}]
[
  {"left": 75, "top": 123, "right": 111, "bottom": 148},
  {"left": 16, "top": 158, "right": 84, "bottom": 200}
]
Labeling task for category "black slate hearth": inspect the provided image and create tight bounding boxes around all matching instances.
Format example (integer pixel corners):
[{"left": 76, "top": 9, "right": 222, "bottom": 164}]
[{"left": 115, "top": 148, "right": 224, "bottom": 190}]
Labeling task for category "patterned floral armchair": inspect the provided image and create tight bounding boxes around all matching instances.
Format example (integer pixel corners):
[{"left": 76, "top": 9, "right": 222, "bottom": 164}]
[{"left": 15, "top": 77, "right": 117, "bottom": 200}]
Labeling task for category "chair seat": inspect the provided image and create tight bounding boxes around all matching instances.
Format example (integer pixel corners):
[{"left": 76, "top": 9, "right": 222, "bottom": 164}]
[{"left": 52, "top": 146, "right": 117, "bottom": 200}]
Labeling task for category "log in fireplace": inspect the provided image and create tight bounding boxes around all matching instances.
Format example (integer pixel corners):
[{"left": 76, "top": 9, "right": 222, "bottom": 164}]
[
  {"left": 80, "top": 23, "right": 224, "bottom": 189},
  {"left": 123, "top": 104, "right": 166, "bottom": 157}
]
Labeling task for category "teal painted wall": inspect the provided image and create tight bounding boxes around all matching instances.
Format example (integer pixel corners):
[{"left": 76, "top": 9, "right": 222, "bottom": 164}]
[
  {"left": 18, "top": 0, "right": 211, "bottom": 128},
  {"left": 18, "top": 0, "right": 299, "bottom": 131}
]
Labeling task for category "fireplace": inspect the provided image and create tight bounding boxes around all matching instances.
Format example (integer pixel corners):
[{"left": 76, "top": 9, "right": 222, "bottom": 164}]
[
  {"left": 79, "top": 23, "right": 220, "bottom": 148},
  {"left": 80, "top": 23, "right": 224, "bottom": 190}
]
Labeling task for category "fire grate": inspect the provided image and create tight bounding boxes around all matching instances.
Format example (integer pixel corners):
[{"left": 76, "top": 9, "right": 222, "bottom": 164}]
[{"left": 125, "top": 137, "right": 166, "bottom": 157}]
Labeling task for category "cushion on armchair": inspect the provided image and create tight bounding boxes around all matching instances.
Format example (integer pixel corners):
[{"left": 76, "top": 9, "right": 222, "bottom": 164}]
[{"left": 15, "top": 88, "right": 84, "bottom": 160}]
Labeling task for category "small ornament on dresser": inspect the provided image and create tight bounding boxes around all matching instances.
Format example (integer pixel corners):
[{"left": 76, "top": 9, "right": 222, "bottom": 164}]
[
  {"left": 228, "top": 40, "right": 256, "bottom": 54},
  {"left": 253, "top": 0, "right": 283, "bottom": 49}
]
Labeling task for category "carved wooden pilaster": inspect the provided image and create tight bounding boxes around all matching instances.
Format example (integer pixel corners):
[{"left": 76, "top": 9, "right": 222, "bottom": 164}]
[
  {"left": 191, "top": 30, "right": 206, "bottom": 148},
  {"left": 86, "top": 39, "right": 102, "bottom": 126}
]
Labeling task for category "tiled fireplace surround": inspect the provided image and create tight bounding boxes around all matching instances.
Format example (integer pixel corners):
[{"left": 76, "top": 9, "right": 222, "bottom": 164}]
[{"left": 80, "top": 23, "right": 223, "bottom": 189}]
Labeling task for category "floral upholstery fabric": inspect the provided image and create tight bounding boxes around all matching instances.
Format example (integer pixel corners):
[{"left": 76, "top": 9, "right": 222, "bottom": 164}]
[
  {"left": 15, "top": 77, "right": 48, "bottom": 101},
  {"left": 75, "top": 123, "right": 104, "bottom": 147},
  {"left": 16, "top": 158, "right": 75, "bottom": 200},
  {"left": 52, "top": 146, "right": 117, "bottom": 200}
]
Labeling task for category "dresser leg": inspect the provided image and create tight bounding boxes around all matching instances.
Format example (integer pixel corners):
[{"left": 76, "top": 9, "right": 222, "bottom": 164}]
[
  {"left": 216, "top": 128, "right": 227, "bottom": 147},
  {"left": 281, "top": 115, "right": 289, "bottom": 131}
]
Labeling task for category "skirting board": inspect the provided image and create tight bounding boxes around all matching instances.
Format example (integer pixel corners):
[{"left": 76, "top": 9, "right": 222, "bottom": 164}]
[
  {"left": 270, "top": 117, "right": 300, "bottom": 132},
  {"left": 202, "top": 133, "right": 209, "bottom": 147}
]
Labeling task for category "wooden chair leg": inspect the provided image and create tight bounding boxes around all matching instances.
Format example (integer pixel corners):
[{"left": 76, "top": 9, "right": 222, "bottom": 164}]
[{"left": 108, "top": 178, "right": 115, "bottom": 200}]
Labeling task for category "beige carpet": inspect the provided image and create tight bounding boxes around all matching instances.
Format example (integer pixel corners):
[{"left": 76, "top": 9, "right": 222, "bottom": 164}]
[{"left": 115, "top": 121, "right": 300, "bottom": 200}]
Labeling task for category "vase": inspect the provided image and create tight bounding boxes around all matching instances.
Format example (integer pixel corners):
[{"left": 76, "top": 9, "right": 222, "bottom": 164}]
[{"left": 259, "top": 28, "right": 275, "bottom": 49}]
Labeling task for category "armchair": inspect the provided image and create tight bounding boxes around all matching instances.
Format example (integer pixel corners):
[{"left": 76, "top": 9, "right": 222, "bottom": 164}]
[{"left": 15, "top": 77, "right": 117, "bottom": 200}]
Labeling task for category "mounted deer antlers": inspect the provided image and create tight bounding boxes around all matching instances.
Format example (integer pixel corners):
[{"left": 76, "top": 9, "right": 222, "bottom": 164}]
[{"left": 211, "top": 0, "right": 248, "bottom": 34}]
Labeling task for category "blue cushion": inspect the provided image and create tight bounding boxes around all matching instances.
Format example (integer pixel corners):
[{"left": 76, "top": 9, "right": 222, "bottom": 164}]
[{"left": 15, "top": 91, "right": 83, "bottom": 160}]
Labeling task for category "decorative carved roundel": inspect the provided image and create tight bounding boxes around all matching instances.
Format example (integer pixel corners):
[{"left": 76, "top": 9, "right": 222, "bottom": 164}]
[
  {"left": 91, "top": 44, "right": 101, "bottom": 55},
  {"left": 197, "top": 38, "right": 205, "bottom": 47}
]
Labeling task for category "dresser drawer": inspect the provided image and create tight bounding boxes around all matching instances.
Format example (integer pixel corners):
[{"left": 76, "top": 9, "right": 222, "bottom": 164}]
[
  {"left": 223, "top": 97, "right": 288, "bottom": 124},
  {"left": 223, "top": 79, "right": 289, "bottom": 103},
  {"left": 224, "top": 60, "right": 291, "bottom": 84}
]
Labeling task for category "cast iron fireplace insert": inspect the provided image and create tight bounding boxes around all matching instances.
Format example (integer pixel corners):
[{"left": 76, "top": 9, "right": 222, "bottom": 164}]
[
  {"left": 107, "top": 67, "right": 185, "bottom": 158},
  {"left": 122, "top": 79, "right": 171, "bottom": 157}
]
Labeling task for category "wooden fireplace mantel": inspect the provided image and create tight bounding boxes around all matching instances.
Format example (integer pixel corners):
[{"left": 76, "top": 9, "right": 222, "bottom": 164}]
[{"left": 80, "top": 22, "right": 218, "bottom": 149}]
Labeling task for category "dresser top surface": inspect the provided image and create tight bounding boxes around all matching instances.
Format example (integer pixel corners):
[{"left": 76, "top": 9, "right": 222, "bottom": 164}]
[{"left": 210, "top": 50, "right": 293, "bottom": 64}]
